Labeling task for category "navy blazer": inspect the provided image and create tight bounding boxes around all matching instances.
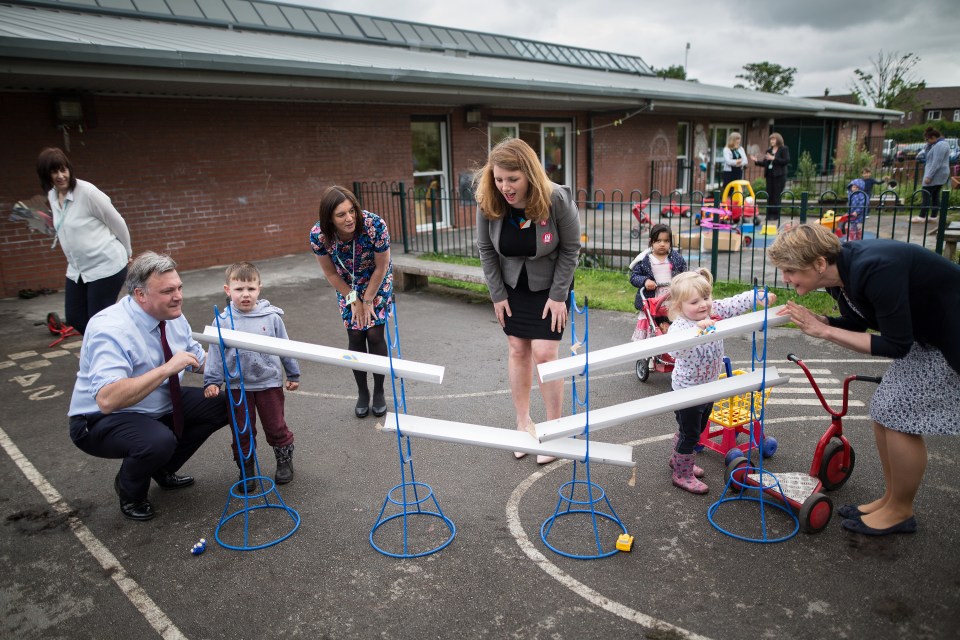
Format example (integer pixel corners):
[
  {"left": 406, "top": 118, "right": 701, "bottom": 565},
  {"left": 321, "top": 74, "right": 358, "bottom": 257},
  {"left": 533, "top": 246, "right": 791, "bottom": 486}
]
[{"left": 476, "top": 184, "right": 581, "bottom": 303}]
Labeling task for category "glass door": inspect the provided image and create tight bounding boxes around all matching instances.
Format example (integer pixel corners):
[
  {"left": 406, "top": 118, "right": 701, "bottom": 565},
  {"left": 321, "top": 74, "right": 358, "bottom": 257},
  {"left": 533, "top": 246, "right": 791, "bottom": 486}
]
[
  {"left": 412, "top": 120, "right": 450, "bottom": 231},
  {"left": 710, "top": 124, "right": 741, "bottom": 192}
]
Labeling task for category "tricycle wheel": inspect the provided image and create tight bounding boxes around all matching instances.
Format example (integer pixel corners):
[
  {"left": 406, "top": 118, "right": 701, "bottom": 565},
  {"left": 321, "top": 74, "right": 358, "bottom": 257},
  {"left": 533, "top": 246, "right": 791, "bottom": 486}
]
[
  {"left": 724, "top": 456, "right": 750, "bottom": 494},
  {"left": 46, "top": 312, "right": 64, "bottom": 335},
  {"left": 799, "top": 492, "right": 833, "bottom": 534},
  {"left": 819, "top": 440, "right": 856, "bottom": 491},
  {"left": 742, "top": 235, "right": 753, "bottom": 247},
  {"left": 761, "top": 436, "right": 778, "bottom": 458},
  {"left": 630, "top": 228, "right": 640, "bottom": 239},
  {"left": 680, "top": 208, "right": 692, "bottom": 218},
  {"left": 636, "top": 358, "right": 650, "bottom": 382}
]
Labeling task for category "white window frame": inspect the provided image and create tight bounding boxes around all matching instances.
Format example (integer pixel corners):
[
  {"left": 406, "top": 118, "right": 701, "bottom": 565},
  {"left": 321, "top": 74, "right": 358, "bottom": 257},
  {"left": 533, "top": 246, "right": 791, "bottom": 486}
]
[{"left": 412, "top": 120, "right": 450, "bottom": 232}]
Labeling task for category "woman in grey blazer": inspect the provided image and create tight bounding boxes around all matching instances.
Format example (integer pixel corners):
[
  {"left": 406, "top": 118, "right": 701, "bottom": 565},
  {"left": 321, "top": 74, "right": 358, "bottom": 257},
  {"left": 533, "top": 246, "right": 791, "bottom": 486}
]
[{"left": 475, "top": 138, "right": 581, "bottom": 464}]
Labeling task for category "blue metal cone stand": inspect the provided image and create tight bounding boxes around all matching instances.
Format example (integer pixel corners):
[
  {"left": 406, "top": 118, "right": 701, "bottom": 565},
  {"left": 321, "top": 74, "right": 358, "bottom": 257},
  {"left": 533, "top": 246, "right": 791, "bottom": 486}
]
[
  {"left": 707, "top": 290, "right": 799, "bottom": 543},
  {"left": 541, "top": 293, "right": 627, "bottom": 559},
  {"left": 370, "top": 302, "right": 455, "bottom": 558},
  {"left": 210, "top": 306, "right": 300, "bottom": 551}
]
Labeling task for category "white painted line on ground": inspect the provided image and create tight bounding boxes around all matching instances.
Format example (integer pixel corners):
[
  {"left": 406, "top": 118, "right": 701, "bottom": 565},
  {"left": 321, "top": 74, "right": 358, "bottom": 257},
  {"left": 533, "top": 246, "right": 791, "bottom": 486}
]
[
  {"left": 0, "top": 426, "right": 187, "bottom": 640},
  {"left": 507, "top": 415, "right": 873, "bottom": 636}
]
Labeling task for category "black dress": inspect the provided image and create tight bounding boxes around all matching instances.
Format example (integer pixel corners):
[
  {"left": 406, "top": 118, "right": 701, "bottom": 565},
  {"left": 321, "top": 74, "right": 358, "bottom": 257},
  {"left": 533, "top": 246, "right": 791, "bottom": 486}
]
[{"left": 499, "top": 208, "right": 569, "bottom": 340}]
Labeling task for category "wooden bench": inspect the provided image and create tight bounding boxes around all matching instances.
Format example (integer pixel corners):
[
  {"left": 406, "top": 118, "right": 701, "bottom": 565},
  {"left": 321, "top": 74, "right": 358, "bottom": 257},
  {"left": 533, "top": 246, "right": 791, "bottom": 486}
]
[
  {"left": 943, "top": 223, "right": 960, "bottom": 262},
  {"left": 391, "top": 254, "right": 487, "bottom": 291}
]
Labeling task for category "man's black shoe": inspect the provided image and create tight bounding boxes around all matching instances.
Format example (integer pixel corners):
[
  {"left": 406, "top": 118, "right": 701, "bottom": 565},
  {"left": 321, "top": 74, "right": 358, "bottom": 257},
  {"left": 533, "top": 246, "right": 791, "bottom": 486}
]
[
  {"left": 152, "top": 471, "right": 195, "bottom": 489},
  {"left": 115, "top": 473, "right": 155, "bottom": 521}
]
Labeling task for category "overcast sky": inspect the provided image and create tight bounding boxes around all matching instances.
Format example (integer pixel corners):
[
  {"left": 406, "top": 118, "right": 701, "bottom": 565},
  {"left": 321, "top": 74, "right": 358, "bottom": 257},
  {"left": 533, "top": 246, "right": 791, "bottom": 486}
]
[{"left": 295, "top": 0, "right": 957, "bottom": 99}]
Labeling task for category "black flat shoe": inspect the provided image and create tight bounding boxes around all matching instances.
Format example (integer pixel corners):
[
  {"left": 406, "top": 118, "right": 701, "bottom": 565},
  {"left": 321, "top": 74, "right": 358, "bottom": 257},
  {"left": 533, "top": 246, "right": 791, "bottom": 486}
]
[
  {"left": 371, "top": 391, "right": 387, "bottom": 417},
  {"left": 841, "top": 516, "right": 917, "bottom": 536},
  {"left": 837, "top": 504, "right": 864, "bottom": 520},
  {"left": 152, "top": 471, "right": 195, "bottom": 489},
  {"left": 355, "top": 393, "right": 370, "bottom": 418},
  {"left": 115, "top": 473, "right": 155, "bottom": 521}
]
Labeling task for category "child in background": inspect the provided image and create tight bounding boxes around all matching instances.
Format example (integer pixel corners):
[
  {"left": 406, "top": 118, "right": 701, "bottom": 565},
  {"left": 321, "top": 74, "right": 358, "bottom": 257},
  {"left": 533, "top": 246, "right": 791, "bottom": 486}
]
[
  {"left": 629, "top": 224, "right": 687, "bottom": 341},
  {"left": 666, "top": 269, "right": 776, "bottom": 494},
  {"left": 845, "top": 179, "right": 868, "bottom": 240},
  {"left": 859, "top": 168, "right": 891, "bottom": 199},
  {"left": 204, "top": 262, "right": 300, "bottom": 486}
]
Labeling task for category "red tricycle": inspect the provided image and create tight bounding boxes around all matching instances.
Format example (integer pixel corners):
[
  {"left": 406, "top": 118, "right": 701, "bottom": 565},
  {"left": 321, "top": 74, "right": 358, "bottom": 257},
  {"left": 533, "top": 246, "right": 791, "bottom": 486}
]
[
  {"left": 724, "top": 353, "right": 882, "bottom": 533},
  {"left": 630, "top": 198, "right": 691, "bottom": 238}
]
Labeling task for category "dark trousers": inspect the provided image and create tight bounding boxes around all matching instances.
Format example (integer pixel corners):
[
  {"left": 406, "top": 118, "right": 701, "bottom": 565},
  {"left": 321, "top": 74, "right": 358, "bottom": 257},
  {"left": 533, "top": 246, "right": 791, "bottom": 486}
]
[
  {"left": 920, "top": 184, "right": 943, "bottom": 219},
  {"left": 64, "top": 266, "right": 128, "bottom": 335},
  {"left": 720, "top": 168, "right": 743, "bottom": 195},
  {"left": 766, "top": 175, "right": 786, "bottom": 220},
  {"left": 674, "top": 402, "right": 713, "bottom": 454},
  {"left": 228, "top": 387, "right": 294, "bottom": 460},
  {"left": 69, "top": 387, "right": 228, "bottom": 500}
]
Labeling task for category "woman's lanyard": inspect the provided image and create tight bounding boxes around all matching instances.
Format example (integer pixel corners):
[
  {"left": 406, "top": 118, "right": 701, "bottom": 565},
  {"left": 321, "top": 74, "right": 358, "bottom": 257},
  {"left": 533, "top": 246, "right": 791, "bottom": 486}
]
[
  {"left": 333, "top": 240, "right": 356, "bottom": 289},
  {"left": 51, "top": 198, "right": 70, "bottom": 250}
]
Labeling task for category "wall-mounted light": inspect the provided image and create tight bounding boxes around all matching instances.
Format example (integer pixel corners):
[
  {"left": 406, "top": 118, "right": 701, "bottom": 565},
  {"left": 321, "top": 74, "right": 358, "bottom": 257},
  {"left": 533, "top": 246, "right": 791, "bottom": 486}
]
[
  {"left": 55, "top": 96, "right": 84, "bottom": 123},
  {"left": 465, "top": 108, "right": 482, "bottom": 124}
]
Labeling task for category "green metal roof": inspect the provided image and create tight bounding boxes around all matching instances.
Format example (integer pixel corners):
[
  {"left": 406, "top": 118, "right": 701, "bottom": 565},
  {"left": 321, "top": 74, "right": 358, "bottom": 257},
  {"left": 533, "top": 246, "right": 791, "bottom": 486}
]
[{"left": 11, "top": 0, "right": 655, "bottom": 76}]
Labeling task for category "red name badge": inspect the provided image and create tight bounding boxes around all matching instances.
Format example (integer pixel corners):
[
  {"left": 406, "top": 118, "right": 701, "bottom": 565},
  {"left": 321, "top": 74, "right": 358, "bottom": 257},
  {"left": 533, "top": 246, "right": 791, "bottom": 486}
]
[{"left": 543, "top": 233, "right": 553, "bottom": 244}]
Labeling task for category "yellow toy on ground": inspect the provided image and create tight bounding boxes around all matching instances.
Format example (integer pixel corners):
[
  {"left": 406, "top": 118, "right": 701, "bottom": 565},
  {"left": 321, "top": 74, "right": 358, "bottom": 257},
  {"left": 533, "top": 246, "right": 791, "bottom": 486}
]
[{"left": 616, "top": 533, "right": 634, "bottom": 552}]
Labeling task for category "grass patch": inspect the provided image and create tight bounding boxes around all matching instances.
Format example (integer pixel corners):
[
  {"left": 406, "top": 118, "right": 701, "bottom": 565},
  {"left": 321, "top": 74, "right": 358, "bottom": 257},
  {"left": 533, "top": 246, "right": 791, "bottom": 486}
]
[{"left": 416, "top": 253, "right": 836, "bottom": 319}]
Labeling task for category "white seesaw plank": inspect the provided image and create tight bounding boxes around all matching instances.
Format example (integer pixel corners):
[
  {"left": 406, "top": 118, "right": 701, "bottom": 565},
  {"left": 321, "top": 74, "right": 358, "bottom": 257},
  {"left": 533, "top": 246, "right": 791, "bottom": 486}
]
[
  {"left": 380, "top": 412, "right": 635, "bottom": 467},
  {"left": 537, "top": 306, "right": 790, "bottom": 383},
  {"left": 536, "top": 367, "right": 789, "bottom": 443},
  {"left": 194, "top": 326, "right": 444, "bottom": 384}
]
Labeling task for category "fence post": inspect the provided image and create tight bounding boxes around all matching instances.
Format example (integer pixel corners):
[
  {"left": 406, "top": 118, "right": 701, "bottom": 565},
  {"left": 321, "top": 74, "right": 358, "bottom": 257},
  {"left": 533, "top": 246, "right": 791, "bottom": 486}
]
[
  {"left": 934, "top": 191, "right": 950, "bottom": 255},
  {"left": 430, "top": 188, "right": 439, "bottom": 254},
  {"left": 393, "top": 182, "right": 410, "bottom": 254},
  {"left": 352, "top": 181, "right": 363, "bottom": 209},
  {"left": 710, "top": 189, "right": 720, "bottom": 280},
  {"left": 799, "top": 192, "right": 808, "bottom": 224}
]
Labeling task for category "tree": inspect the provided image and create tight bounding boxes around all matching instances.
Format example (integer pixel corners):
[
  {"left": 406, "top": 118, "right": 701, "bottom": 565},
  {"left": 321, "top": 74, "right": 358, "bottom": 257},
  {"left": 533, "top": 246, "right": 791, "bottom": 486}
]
[
  {"left": 734, "top": 62, "right": 796, "bottom": 94},
  {"left": 654, "top": 64, "right": 686, "bottom": 80},
  {"left": 850, "top": 50, "right": 925, "bottom": 112}
]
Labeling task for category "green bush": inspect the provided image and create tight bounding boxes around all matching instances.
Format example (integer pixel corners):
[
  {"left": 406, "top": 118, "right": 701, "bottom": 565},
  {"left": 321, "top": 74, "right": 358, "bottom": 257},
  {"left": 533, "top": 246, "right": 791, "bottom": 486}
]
[
  {"left": 751, "top": 177, "right": 767, "bottom": 195},
  {"left": 833, "top": 139, "right": 875, "bottom": 183},
  {"left": 795, "top": 151, "right": 817, "bottom": 195}
]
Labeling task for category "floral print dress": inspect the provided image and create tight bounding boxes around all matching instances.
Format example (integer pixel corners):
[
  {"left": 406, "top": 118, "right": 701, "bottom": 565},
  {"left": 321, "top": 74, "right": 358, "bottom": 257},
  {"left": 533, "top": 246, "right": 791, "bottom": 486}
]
[{"left": 310, "top": 210, "right": 393, "bottom": 330}]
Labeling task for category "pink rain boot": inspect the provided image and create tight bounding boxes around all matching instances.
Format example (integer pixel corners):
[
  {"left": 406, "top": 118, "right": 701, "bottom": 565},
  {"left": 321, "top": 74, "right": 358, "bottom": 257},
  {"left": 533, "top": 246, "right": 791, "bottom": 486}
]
[
  {"left": 671, "top": 453, "right": 709, "bottom": 494},
  {"left": 671, "top": 434, "right": 704, "bottom": 478}
]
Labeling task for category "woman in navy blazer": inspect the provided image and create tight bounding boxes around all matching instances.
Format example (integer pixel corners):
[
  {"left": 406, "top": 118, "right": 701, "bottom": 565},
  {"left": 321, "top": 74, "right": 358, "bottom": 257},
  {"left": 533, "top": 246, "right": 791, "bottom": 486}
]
[
  {"left": 476, "top": 138, "right": 581, "bottom": 464},
  {"left": 750, "top": 132, "right": 790, "bottom": 221}
]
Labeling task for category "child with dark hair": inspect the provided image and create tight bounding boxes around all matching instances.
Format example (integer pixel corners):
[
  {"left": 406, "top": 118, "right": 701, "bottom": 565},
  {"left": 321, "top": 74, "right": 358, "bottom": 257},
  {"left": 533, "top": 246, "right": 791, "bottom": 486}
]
[{"left": 629, "top": 224, "right": 687, "bottom": 340}]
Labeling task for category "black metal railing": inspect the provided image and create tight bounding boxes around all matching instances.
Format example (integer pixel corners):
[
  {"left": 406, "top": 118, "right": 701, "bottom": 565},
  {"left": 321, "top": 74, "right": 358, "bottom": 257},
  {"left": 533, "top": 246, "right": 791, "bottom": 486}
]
[{"left": 352, "top": 181, "right": 955, "bottom": 289}]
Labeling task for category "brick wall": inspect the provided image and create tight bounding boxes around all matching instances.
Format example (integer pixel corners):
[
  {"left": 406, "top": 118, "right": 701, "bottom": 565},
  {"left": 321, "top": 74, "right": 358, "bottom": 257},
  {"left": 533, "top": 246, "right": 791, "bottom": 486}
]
[{"left": 0, "top": 93, "right": 417, "bottom": 297}]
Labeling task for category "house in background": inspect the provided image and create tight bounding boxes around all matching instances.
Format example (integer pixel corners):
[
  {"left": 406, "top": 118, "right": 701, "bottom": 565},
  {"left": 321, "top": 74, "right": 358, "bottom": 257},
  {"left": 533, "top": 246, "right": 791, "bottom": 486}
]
[
  {"left": 0, "top": 0, "right": 898, "bottom": 296},
  {"left": 885, "top": 87, "right": 960, "bottom": 129}
]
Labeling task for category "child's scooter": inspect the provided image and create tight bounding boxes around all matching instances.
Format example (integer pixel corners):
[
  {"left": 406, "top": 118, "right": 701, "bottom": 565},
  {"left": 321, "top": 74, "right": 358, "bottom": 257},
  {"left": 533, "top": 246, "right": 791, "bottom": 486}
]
[{"left": 724, "top": 353, "right": 881, "bottom": 533}]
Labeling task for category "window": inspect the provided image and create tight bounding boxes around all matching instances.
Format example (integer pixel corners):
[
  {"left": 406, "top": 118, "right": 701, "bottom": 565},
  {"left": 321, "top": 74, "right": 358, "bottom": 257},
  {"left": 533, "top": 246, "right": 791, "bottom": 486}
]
[
  {"left": 954, "top": 110, "right": 960, "bottom": 122},
  {"left": 411, "top": 120, "right": 450, "bottom": 230},
  {"left": 488, "top": 122, "right": 573, "bottom": 187},
  {"left": 927, "top": 110, "right": 942, "bottom": 121}
]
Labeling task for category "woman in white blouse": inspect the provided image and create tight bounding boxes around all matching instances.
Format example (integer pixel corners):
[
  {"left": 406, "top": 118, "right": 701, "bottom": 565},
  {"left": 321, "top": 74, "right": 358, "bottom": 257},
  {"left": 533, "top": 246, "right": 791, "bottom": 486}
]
[
  {"left": 720, "top": 132, "right": 748, "bottom": 195},
  {"left": 37, "top": 147, "right": 132, "bottom": 334}
]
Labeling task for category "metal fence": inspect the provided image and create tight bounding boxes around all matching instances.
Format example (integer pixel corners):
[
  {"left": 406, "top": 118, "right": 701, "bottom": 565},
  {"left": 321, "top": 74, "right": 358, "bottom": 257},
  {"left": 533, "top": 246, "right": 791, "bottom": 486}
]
[{"left": 352, "top": 180, "right": 955, "bottom": 289}]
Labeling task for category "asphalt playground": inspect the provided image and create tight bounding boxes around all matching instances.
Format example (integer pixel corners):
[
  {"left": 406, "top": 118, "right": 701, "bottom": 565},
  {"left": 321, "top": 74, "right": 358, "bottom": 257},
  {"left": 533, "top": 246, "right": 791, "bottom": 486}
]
[{"left": 1, "top": 253, "right": 958, "bottom": 640}]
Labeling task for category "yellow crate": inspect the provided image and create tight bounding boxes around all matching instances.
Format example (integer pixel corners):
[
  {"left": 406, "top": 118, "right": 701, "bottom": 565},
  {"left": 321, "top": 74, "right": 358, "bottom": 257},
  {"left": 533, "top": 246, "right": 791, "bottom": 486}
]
[{"left": 710, "top": 370, "right": 771, "bottom": 428}]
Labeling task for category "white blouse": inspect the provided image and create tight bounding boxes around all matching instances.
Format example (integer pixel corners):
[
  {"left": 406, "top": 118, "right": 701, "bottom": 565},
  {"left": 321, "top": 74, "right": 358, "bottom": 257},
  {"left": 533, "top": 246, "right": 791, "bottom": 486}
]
[{"left": 48, "top": 179, "right": 132, "bottom": 283}]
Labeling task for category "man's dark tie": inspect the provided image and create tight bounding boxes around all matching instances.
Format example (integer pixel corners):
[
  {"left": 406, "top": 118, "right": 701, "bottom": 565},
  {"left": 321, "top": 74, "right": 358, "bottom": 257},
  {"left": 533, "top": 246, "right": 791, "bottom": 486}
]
[{"left": 158, "top": 320, "right": 184, "bottom": 438}]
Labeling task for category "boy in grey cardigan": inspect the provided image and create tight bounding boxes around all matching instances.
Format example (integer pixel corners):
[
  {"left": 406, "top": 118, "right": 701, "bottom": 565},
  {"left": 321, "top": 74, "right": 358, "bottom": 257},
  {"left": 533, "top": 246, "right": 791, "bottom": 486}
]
[{"left": 204, "top": 262, "right": 300, "bottom": 485}]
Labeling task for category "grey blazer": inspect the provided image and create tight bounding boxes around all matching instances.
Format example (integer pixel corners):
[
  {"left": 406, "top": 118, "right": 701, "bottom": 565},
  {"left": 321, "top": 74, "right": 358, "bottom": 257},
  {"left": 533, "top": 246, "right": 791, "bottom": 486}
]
[{"left": 476, "top": 183, "right": 581, "bottom": 303}]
